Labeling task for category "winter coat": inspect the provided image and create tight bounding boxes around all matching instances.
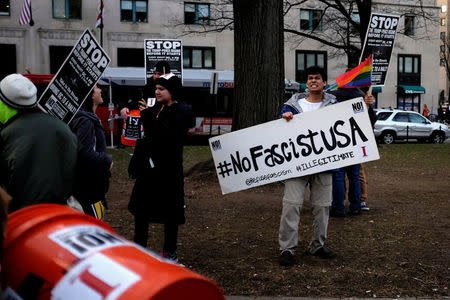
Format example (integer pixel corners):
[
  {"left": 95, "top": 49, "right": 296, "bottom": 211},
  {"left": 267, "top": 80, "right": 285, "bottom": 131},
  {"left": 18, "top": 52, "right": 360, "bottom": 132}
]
[
  {"left": 128, "top": 101, "right": 192, "bottom": 224},
  {"left": 0, "top": 109, "right": 78, "bottom": 212},
  {"left": 281, "top": 91, "right": 337, "bottom": 116},
  {"left": 69, "top": 108, "right": 112, "bottom": 206}
]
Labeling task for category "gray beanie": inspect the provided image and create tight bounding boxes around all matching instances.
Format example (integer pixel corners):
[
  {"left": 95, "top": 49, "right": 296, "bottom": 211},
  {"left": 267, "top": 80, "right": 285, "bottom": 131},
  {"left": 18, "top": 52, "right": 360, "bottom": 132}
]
[{"left": 0, "top": 74, "right": 37, "bottom": 109}]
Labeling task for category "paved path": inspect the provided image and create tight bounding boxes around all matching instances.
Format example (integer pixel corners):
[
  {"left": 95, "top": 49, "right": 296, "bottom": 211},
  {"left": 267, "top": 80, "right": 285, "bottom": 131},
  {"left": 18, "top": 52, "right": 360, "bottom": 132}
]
[{"left": 226, "top": 297, "right": 447, "bottom": 300}]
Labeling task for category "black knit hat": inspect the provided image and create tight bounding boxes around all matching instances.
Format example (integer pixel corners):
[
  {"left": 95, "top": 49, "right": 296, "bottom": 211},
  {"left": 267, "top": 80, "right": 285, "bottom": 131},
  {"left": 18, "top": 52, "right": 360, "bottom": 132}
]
[
  {"left": 155, "top": 73, "right": 181, "bottom": 99},
  {"left": 154, "top": 61, "right": 171, "bottom": 74}
]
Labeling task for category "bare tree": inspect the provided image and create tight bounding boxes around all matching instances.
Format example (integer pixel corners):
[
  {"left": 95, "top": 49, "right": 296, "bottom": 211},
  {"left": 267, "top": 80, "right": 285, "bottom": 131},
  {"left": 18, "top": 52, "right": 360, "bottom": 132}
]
[
  {"left": 284, "top": 0, "right": 437, "bottom": 67},
  {"left": 440, "top": 32, "right": 450, "bottom": 81},
  {"left": 175, "top": 0, "right": 437, "bottom": 129}
]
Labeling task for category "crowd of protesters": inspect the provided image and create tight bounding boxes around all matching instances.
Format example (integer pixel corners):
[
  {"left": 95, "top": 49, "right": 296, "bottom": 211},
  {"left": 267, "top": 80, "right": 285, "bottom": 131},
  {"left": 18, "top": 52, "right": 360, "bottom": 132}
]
[{"left": 1, "top": 64, "right": 378, "bottom": 268}]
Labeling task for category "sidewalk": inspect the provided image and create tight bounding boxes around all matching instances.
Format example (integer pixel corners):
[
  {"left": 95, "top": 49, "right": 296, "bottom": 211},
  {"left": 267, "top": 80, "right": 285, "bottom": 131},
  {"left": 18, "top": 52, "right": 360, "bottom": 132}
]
[{"left": 226, "top": 297, "right": 446, "bottom": 300}]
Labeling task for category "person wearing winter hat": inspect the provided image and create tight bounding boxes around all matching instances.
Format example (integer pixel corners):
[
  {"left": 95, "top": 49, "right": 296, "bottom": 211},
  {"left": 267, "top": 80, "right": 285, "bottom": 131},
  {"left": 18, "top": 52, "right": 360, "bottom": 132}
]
[
  {"left": 119, "top": 60, "right": 171, "bottom": 120},
  {"left": 128, "top": 72, "right": 192, "bottom": 263},
  {"left": 117, "top": 61, "right": 171, "bottom": 148},
  {"left": 0, "top": 74, "right": 78, "bottom": 212}
]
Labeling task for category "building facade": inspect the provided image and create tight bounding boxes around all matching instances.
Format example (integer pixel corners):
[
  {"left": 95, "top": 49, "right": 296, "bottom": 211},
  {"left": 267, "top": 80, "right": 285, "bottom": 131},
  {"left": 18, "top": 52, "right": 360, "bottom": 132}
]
[
  {"left": 0, "top": 0, "right": 441, "bottom": 113},
  {"left": 438, "top": 0, "right": 449, "bottom": 105}
]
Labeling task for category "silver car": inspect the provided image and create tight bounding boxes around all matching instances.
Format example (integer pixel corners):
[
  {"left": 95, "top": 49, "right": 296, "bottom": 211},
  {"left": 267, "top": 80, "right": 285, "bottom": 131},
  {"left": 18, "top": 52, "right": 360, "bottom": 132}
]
[{"left": 374, "top": 109, "right": 450, "bottom": 144}]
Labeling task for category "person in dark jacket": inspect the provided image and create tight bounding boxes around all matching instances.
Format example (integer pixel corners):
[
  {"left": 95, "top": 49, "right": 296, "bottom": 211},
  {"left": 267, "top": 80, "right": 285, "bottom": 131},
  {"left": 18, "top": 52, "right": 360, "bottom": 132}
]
[
  {"left": 119, "top": 61, "right": 171, "bottom": 120},
  {"left": 117, "top": 61, "right": 171, "bottom": 148},
  {"left": 70, "top": 85, "right": 113, "bottom": 219},
  {"left": 0, "top": 74, "right": 78, "bottom": 212},
  {"left": 328, "top": 87, "right": 376, "bottom": 216},
  {"left": 128, "top": 72, "right": 192, "bottom": 263}
]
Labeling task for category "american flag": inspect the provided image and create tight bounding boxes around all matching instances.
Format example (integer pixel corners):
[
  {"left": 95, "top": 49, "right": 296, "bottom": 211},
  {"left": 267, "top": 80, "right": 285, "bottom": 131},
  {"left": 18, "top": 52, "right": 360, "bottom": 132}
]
[
  {"left": 96, "top": 0, "right": 104, "bottom": 28},
  {"left": 19, "top": 0, "right": 31, "bottom": 25}
]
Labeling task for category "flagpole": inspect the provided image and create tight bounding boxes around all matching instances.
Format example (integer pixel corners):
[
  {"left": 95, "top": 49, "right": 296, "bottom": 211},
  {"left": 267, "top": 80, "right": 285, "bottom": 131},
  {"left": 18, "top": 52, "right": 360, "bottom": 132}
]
[
  {"left": 29, "top": 0, "right": 34, "bottom": 26},
  {"left": 99, "top": 0, "right": 103, "bottom": 47}
]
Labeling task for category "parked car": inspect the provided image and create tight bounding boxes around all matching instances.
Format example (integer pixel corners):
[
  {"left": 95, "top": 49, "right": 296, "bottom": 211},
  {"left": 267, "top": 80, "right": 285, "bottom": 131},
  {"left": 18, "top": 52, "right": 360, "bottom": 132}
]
[{"left": 374, "top": 109, "right": 450, "bottom": 144}]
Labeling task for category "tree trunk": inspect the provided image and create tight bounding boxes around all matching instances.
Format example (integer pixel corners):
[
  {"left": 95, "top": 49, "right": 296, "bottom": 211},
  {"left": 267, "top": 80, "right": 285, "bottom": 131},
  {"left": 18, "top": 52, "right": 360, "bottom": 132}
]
[{"left": 232, "top": 0, "right": 284, "bottom": 131}]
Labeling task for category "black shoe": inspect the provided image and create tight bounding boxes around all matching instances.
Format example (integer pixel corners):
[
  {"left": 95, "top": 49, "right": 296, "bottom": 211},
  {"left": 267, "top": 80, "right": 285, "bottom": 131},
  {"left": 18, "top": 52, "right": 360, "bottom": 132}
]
[
  {"left": 330, "top": 209, "right": 345, "bottom": 218},
  {"left": 279, "top": 250, "right": 295, "bottom": 266},
  {"left": 310, "top": 246, "right": 336, "bottom": 259},
  {"left": 349, "top": 210, "right": 361, "bottom": 216}
]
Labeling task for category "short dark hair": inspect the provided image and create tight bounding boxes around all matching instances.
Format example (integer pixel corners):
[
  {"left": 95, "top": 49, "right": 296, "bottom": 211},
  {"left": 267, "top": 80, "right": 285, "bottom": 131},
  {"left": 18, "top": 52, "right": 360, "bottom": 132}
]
[{"left": 305, "top": 66, "right": 326, "bottom": 82}]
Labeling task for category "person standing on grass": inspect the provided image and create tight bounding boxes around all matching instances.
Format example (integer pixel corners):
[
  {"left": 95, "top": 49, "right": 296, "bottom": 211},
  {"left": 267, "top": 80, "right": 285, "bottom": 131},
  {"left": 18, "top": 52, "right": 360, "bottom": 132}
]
[
  {"left": 278, "top": 66, "right": 337, "bottom": 267},
  {"left": 128, "top": 73, "right": 192, "bottom": 263},
  {"left": 69, "top": 85, "right": 113, "bottom": 220},
  {"left": 359, "top": 90, "right": 376, "bottom": 212},
  {"left": 0, "top": 74, "right": 78, "bottom": 212}
]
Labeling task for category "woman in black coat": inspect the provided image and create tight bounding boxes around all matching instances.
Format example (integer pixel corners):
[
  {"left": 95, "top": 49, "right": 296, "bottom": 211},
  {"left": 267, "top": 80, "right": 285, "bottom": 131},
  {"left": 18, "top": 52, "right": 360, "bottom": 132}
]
[
  {"left": 129, "top": 73, "right": 192, "bottom": 262},
  {"left": 70, "top": 85, "right": 113, "bottom": 219}
]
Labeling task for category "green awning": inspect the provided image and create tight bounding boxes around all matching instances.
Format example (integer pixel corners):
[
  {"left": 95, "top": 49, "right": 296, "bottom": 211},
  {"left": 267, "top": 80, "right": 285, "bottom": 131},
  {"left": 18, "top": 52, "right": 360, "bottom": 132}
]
[
  {"left": 398, "top": 85, "right": 426, "bottom": 94},
  {"left": 372, "top": 86, "right": 382, "bottom": 93}
]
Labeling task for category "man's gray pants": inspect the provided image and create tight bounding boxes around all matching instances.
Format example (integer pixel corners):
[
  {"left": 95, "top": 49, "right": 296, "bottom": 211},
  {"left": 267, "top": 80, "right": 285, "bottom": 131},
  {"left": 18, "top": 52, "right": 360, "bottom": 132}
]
[{"left": 278, "top": 173, "right": 332, "bottom": 254}]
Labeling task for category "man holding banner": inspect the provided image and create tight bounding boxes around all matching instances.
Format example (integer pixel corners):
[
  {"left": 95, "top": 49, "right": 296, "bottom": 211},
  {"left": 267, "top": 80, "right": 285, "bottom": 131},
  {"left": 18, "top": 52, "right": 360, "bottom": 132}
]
[{"left": 278, "top": 66, "right": 337, "bottom": 266}]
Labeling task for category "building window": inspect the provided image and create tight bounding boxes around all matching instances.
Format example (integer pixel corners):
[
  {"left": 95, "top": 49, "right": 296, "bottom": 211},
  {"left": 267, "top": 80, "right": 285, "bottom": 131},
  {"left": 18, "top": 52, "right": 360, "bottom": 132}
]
[
  {"left": 441, "top": 32, "right": 446, "bottom": 41},
  {"left": 117, "top": 48, "right": 144, "bottom": 67},
  {"left": 184, "top": 3, "right": 210, "bottom": 25},
  {"left": 183, "top": 47, "right": 215, "bottom": 69},
  {"left": 121, "top": 0, "right": 148, "bottom": 23},
  {"left": 441, "top": 18, "right": 446, "bottom": 26},
  {"left": 300, "top": 9, "right": 322, "bottom": 31},
  {"left": 52, "top": 0, "right": 81, "bottom": 19},
  {"left": 0, "top": 0, "right": 10, "bottom": 16},
  {"left": 441, "top": 58, "right": 446, "bottom": 67},
  {"left": 295, "top": 50, "right": 327, "bottom": 82},
  {"left": 398, "top": 54, "right": 421, "bottom": 85},
  {"left": 404, "top": 16, "right": 414, "bottom": 36},
  {"left": 351, "top": 13, "right": 360, "bottom": 23},
  {"left": 0, "top": 44, "right": 16, "bottom": 80},
  {"left": 49, "top": 46, "right": 72, "bottom": 74},
  {"left": 442, "top": 5, "right": 447, "bottom": 13}
]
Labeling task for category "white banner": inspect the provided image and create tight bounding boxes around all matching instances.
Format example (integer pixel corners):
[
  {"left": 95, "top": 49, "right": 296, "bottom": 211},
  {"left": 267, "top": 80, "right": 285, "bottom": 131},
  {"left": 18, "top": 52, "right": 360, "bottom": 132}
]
[{"left": 209, "top": 98, "right": 380, "bottom": 194}]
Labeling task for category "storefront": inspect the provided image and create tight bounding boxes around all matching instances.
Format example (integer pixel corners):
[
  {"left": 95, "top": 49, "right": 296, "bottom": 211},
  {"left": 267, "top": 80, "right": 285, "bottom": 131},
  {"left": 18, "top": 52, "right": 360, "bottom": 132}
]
[{"left": 397, "top": 85, "right": 426, "bottom": 112}]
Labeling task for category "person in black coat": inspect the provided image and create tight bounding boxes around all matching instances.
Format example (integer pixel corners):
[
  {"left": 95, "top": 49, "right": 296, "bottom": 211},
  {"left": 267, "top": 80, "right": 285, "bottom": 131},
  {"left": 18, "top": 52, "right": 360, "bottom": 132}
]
[
  {"left": 128, "top": 72, "right": 192, "bottom": 262},
  {"left": 70, "top": 85, "right": 113, "bottom": 219}
]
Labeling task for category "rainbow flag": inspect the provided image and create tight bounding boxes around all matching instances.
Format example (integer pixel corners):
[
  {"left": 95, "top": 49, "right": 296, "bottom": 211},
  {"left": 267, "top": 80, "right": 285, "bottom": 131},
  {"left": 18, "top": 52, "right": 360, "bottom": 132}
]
[{"left": 327, "top": 54, "right": 372, "bottom": 90}]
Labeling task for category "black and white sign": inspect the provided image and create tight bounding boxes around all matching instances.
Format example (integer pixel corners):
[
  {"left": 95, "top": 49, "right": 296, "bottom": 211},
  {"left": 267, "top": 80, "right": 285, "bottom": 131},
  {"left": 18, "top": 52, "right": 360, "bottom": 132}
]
[
  {"left": 38, "top": 29, "right": 110, "bottom": 124},
  {"left": 360, "top": 13, "right": 399, "bottom": 86},
  {"left": 209, "top": 98, "right": 380, "bottom": 194},
  {"left": 49, "top": 225, "right": 130, "bottom": 258},
  {"left": 144, "top": 39, "right": 182, "bottom": 84}
]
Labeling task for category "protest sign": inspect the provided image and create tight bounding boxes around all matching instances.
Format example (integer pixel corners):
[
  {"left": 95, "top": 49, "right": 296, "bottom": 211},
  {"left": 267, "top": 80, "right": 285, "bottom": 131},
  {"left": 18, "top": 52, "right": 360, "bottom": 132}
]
[
  {"left": 360, "top": 12, "right": 399, "bottom": 86},
  {"left": 144, "top": 39, "right": 182, "bottom": 83},
  {"left": 38, "top": 29, "right": 110, "bottom": 124},
  {"left": 209, "top": 98, "right": 379, "bottom": 194}
]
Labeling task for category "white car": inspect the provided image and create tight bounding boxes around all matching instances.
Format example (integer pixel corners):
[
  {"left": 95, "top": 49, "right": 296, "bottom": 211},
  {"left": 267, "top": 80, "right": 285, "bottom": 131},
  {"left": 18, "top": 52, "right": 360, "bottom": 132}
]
[{"left": 374, "top": 109, "right": 450, "bottom": 144}]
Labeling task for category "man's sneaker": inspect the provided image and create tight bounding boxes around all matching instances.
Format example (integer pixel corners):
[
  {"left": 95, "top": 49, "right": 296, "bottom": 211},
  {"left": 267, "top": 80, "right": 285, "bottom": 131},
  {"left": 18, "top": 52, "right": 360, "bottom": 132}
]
[
  {"left": 309, "top": 245, "right": 336, "bottom": 259},
  {"left": 279, "top": 250, "right": 295, "bottom": 266},
  {"left": 361, "top": 202, "right": 370, "bottom": 211},
  {"left": 160, "top": 252, "right": 179, "bottom": 263}
]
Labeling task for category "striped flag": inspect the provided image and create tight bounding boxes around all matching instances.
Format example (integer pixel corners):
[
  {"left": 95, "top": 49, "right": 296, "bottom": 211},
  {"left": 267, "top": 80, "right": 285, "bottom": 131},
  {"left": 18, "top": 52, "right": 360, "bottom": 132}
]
[
  {"left": 19, "top": 0, "right": 32, "bottom": 25},
  {"left": 96, "top": 0, "right": 104, "bottom": 28},
  {"left": 327, "top": 54, "right": 373, "bottom": 91}
]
